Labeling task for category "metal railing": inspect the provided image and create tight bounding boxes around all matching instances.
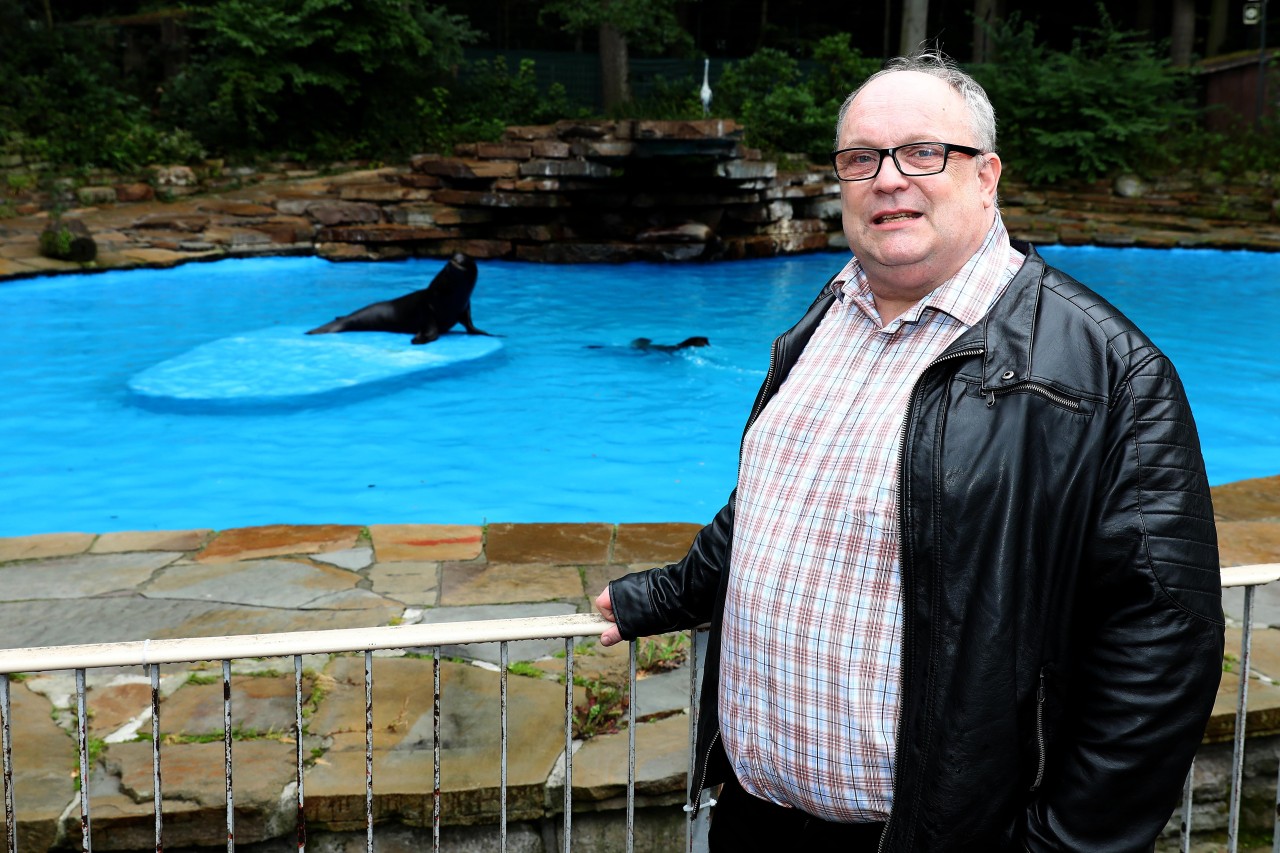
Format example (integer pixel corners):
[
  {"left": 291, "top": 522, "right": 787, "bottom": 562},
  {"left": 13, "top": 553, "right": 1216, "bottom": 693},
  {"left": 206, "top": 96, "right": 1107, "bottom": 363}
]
[{"left": 0, "top": 564, "right": 1276, "bottom": 853}]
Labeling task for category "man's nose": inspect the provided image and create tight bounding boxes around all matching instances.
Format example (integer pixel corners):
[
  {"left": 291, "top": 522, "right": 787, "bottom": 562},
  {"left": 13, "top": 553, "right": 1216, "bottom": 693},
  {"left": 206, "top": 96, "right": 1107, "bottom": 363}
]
[{"left": 871, "top": 155, "right": 911, "bottom": 191}]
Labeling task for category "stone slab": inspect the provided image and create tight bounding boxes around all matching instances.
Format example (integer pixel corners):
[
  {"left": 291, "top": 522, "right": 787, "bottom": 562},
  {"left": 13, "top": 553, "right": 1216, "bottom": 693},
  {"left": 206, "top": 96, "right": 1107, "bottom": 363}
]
[
  {"left": 197, "top": 524, "right": 363, "bottom": 562},
  {"left": 0, "top": 551, "right": 180, "bottom": 600},
  {"left": 0, "top": 598, "right": 230, "bottom": 650},
  {"left": 90, "top": 528, "right": 212, "bottom": 553},
  {"left": 313, "top": 547, "right": 375, "bottom": 570},
  {"left": 94, "top": 740, "right": 297, "bottom": 847},
  {"left": 159, "top": 673, "right": 308, "bottom": 736},
  {"left": 306, "top": 657, "right": 567, "bottom": 825},
  {"left": 367, "top": 561, "right": 439, "bottom": 605},
  {"left": 571, "top": 715, "right": 689, "bottom": 801},
  {"left": 612, "top": 524, "right": 701, "bottom": 565},
  {"left": 0, "top": 532, "right": 95, "bottom": 562},
  {"left": 369, "top": 524, "right": 483, "bottom": 562},
  {"left": 1206, "top": 669, "right": 1280, "bottom": 742},
  {"left": 1218, "top": 520, "right": 1280, "bottom": 567},
  {"left": 484, "top": 524, "right": 612, "bottom": 565},
  {"left": 303, "top": 588, "right": 399, "bottom": 610},
  {"left": 144, "top": 559, "right": 362, "bottom": 609},
  {"left": 582, "top": 564, "right": 646, "bottom": 603},
  {"left": 87, "top": 680, "right": 153, "bottom": 737},
  {"left": 439, "top": 563, "right": 584, "bottom": 606},
  {"left": 159, "top": 601, "right": 401, "bottom": 640},
  {"left": 0, "top": 681, "right": 75, "bottom": 851}
]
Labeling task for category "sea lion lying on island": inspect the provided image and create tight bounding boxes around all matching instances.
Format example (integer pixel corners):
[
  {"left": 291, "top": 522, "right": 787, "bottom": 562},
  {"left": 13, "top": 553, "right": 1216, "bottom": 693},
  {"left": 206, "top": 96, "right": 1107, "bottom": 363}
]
[
  {"left": 630, "top": 336, "right": 710, "bottom": 353},
  {"left": 307, "top": 254, "right": 491, "bottom": 345}
]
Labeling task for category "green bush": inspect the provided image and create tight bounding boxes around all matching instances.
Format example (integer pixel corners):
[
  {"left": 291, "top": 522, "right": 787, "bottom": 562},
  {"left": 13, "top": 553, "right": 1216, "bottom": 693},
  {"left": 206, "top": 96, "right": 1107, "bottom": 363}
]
[
  {"left": 714, "top": 47, "right": 802, "bottom": 119},
  {"left": 163, "top": 0, "right": 481, "bottom": 160},
  {"left": 714, "top": 36, "right": 877, "bottom": 157},
  {"left": 0, "top": 2, "right": 202, "bottom": 171},
  {"left": 972, "top": 9, "right": 1199, "bottom": 184}
]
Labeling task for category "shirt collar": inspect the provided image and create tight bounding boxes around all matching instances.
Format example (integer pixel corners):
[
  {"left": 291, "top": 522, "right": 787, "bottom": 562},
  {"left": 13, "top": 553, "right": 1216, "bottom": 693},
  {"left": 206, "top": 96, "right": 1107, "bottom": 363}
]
[{"left": 833, "top": 212, "right": 1019, "bottom": 328}]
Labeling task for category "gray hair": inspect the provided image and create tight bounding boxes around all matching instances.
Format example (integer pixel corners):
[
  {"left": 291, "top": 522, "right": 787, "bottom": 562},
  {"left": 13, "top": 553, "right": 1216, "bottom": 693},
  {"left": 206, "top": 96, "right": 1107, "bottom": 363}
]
[{"left": 834, "top": 49, "right": 997, "bottom": 153}]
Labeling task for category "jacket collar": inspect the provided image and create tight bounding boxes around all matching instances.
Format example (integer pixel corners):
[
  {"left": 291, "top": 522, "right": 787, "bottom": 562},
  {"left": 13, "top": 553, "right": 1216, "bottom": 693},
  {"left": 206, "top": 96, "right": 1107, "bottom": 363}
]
[{"left": 939, "top": 239, "right": 1043, "bottom": 392}]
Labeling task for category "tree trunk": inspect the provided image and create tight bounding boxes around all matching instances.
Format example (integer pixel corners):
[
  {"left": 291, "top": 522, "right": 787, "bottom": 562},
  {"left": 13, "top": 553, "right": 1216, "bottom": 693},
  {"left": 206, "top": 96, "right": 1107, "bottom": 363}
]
[
  {"left": 1170, "top": 0, "right": 1195, "bottom": 66},
  {"left": 1207, "top": 0, "right": 1229, "bottom": 57},
  {"left": 972, "top": 0, "right": 1001, "bottom": 63},
  {"left": 599, "top": 21, "right": 631, "bottom": 110},
  {"left": 899, "top": 0, "right": 929, "bottom": 55},
  {"left": 883, "top": 0, "right": 892, "bottom": 58}
]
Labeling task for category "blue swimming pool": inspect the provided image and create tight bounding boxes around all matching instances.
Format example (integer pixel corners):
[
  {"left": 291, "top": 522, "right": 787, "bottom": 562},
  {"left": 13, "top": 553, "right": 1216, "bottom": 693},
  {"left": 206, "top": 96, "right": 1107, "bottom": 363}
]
[{"left": 1, "top": 246, "right": 1277, "bottom": 536}]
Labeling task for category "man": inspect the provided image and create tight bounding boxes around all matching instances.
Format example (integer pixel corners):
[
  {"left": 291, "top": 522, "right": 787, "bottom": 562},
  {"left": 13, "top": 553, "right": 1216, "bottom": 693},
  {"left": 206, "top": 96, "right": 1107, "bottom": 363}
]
[{"left": 596, "top": 50, "right": 1224, "bottom": 851}]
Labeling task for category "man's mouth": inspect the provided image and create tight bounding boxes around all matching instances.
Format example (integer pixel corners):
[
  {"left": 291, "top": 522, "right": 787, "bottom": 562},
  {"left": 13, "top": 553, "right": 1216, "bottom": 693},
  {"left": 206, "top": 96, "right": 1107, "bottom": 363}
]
[{"left": 874, "top": 211, "right": 922, "bottom": 224}]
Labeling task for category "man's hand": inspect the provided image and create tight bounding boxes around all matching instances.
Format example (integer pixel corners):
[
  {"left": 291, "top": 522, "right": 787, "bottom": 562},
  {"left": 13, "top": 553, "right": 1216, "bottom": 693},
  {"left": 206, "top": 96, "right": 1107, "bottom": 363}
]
[{"left": 595, "top": 586, "right": 623, "bottom": 646}]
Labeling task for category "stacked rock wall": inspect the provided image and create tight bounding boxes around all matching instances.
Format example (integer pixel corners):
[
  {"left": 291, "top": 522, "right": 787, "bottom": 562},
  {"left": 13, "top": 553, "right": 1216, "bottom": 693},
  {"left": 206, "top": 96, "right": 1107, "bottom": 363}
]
[{"left": 308, "top": 119, "right": 841, "bottom": 264}]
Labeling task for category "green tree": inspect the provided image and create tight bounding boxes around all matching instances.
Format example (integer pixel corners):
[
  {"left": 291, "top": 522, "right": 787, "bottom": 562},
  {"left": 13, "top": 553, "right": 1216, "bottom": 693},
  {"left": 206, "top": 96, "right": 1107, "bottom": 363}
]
[
  {"left": 0, "top": 0, "right": 204, "bottom": 170},
  {"left": 164, "top": 0, "right": 479, "bottom": 160},
  {"left": 973, "top": 9, "right": 1198, "bottom": 183},
  {"left": 539, "top": 0, "right": 692, "bottom": 111}
]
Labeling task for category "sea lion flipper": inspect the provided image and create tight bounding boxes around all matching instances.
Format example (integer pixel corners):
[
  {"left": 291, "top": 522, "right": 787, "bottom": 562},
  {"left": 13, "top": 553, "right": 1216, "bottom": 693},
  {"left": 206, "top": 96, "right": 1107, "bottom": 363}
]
[
  {"left": 306, "top": 319, "right": 342, "bottom": 335},
  {"left": 458, "top": 305, "right": 493, "bottom": 337},
  {"left": 412, "top": 318, "right": 441, "bottom": 345}
]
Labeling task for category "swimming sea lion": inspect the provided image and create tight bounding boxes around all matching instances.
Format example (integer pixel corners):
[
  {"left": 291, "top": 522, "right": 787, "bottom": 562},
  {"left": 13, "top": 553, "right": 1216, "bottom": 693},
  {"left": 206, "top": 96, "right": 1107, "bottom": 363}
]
[
  {"left": 630, "top": 336, "right": 710, "bottom": 353},
  {"left": 307, "top": 254, "right": 491, "bottom": 345}
]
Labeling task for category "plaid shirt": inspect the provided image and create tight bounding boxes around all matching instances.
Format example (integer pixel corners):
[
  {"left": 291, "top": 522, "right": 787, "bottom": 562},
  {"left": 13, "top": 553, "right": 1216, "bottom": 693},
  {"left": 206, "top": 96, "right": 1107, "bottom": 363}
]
[{"left": 720, "top": 215, "right": 1025, "bottom": 822}]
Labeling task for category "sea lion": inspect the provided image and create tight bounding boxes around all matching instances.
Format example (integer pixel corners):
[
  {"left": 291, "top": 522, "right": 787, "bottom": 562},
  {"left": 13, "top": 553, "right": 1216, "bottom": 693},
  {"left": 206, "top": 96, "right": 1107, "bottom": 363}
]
[
  {"left": 307, "top": 254, "right": 491, "bottom": 345},
  {"left": 630, "top": 336, "right": 710, "bottom": 353}
]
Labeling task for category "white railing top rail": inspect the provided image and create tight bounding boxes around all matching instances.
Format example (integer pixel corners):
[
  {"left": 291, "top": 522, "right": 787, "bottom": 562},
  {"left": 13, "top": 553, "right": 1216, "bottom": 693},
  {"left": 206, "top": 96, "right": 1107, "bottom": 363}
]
[
  {"left": 0, "top": 612, "right": 611, "bottom": 674},
  {"left": 0, "top": 562, "right": 1274, "bottom": 675},
  {"left": 1221, "top": 562, "right": 1280, "bottom": 589}
]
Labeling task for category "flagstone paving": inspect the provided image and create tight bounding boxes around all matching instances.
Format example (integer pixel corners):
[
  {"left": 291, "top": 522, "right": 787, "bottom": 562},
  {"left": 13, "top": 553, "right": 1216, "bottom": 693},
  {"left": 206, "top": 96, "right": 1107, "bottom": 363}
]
[
  {"left": 0, "top": 521, "right": 707, "bottom": 852},
  {"left": 0, "top": 480, "right": 1278, "bottom": 851}
]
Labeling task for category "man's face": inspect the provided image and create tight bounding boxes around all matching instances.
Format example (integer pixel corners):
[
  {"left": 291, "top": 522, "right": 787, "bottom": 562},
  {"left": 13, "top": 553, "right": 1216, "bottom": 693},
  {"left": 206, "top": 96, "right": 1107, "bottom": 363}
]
[{"left": 837, "top": 71, "right": 1001, "bottom": 299}]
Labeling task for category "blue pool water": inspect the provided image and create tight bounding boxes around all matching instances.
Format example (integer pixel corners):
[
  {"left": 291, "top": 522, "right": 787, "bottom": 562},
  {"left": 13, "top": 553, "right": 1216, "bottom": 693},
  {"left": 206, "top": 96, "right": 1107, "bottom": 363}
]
[{"left": 1, "top": 246, "right": 1277, "bottom": 536}]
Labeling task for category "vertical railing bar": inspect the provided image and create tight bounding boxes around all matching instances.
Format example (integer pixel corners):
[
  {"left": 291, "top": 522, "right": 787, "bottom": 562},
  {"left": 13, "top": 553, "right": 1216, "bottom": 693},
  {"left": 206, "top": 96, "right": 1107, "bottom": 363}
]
[
  {"left": 76, "top": 668, "right": 92, "bottom": 853},
  {"left": 1229, "top": 585, "right": 1255, "bottom": 853},
  {"left": 1274, "top": 751, "right": 1280, "bottom": 853},
  {"left": 1180, "top": 760, "right": 1193, "bottom": 853},
  {"left": 432, "top": 649, "right": 441, "bottom": 853},
  {"left": 364, "top": 651, "right": 373, "bottom": 853},
  {"left": 294, "top": 655, "right": 306, "bottom": 853},
  {"left": 685, "top": 630, "right": 700, "bottom": 853},
  {"left": 2, "top": 675, "right": 15, "bottom": 853},
  {"left": 564, "top": 638, "right": 573, "bottom": 853},
  {"left": 627, "top": 641, "right": 637, "bottom": 853},
  {"left": 223, "top": 660, "right": 234, "bottom": 853},
  {"left": 500, "top": 641, "right": 509, "bottom": 853},
  {"left": 150, "top": 664, "right": 163, "bottom": 853}
]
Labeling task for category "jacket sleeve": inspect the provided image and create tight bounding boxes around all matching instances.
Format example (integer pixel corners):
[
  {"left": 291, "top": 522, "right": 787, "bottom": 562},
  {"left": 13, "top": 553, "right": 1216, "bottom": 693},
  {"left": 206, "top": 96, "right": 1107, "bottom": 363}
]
[
  {"left": 607, "top": 492, "right": 736, "bottom": 640},
  {"left": 1025, "top": 353, "right": 1225, "bottom": 851}
]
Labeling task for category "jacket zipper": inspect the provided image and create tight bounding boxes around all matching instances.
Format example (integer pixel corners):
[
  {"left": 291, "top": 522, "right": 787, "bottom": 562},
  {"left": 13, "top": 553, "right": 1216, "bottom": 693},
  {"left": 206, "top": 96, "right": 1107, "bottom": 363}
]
[
  {"left": 1031, "top": 669, "right": 1047, "bottom": 792},
  {"left": 687, "top": 730, "right": 721, "bottom": 814},
  {"left": 877, "top": 344, "right": 984, "bottom": 853},
  {"left": 985, "top": 381, "right": 1081, "bottom": 410}
]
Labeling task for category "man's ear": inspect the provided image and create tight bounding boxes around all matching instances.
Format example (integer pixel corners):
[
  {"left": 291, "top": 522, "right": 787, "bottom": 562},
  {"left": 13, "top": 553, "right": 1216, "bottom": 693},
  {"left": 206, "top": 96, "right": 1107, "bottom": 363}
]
[{"left": 978, "top": 153, "right": 1002, "bottom": 208}]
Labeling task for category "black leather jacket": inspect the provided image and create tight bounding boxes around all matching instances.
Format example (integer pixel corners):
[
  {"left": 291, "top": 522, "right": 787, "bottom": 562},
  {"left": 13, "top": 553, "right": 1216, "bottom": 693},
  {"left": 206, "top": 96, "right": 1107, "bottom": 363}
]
[{"left": 608, "top": 243, "right": 1224, "bottom": 851}]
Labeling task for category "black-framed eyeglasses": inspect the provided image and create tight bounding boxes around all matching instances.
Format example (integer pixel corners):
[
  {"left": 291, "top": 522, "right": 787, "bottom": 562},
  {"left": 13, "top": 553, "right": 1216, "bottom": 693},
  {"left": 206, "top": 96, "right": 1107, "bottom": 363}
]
[{"left": 829, "top": 141, "right": 983, "bottom": 182}]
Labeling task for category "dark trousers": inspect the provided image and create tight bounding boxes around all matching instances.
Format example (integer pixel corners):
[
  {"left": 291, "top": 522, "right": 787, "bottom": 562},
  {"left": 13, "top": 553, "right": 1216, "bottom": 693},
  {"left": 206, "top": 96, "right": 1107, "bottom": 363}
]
[{"left": 707, "top": 770, "right": 887, "bottom": 852}]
